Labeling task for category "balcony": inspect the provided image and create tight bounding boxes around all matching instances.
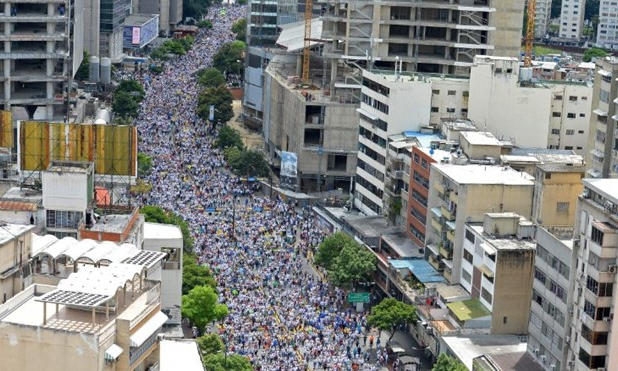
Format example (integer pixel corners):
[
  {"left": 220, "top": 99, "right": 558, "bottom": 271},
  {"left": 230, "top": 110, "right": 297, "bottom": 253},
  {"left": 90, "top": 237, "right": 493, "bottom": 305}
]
[
  {"left": 434, "top": 181, "right": 445, "bottom": 194},
  {"left": 428, "top": 255, "right": 443, "bottom": 271},
  {"left": 441, "top": 205, "right": 455, "bottom": 221},
  {"left": 431, "top": 218, "right": 443, "bottom": 234},
  {"left": 443, "top": 268, "right": 452, "bottom": 283},
  {"left": 440, "top": 244, "right": 453, "bottom": 259},
  {"left": 447, "top": 230, "right": 455, "bottom": 243},
  {"left": 449, "top": 191, "right": 459, "bottom": 204}
]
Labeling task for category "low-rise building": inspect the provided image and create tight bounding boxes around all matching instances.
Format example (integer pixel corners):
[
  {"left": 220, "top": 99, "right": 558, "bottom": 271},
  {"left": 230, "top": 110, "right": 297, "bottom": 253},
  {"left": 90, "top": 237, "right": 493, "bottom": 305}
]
[
  {"left": 532, "top": 164, "right": 585, "bottom": 228},
  {"left": 0, "top": 224, "right": 35, "bottom": 303}
]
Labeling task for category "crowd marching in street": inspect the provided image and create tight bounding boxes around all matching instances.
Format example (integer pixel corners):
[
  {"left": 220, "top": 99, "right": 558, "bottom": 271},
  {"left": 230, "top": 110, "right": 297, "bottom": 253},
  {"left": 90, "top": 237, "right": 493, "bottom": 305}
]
[{"left": 134, "top": 5, "right": 392, "bottom": 370}]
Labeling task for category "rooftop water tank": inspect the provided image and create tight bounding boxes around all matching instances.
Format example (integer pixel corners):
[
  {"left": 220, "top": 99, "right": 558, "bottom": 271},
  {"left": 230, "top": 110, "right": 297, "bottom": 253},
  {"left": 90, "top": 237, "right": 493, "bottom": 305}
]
[
  {"left": 89, "top": 56, "right": 100, "bottom": 83},
  {"left": 100, "top": 57, "right": 111, "bottom": 85}
]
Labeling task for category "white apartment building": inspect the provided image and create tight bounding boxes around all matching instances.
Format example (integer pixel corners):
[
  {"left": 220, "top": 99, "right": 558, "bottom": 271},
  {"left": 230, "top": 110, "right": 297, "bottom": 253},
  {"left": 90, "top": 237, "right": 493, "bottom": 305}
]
[
  {"left": 354, "top": 69, "right": 431, "bottom": 216},
  {"left": 560, "top": 0, "right": 586, "bottom": 40},
  {"left": 597, "top": 0, "right": 618, "bottom": 48},
  {"left": 535, "top": 0, "right": 553, "bottom": 39},
  {"left": 567, "top": 179, "right": 618, "bottom": 371},
  {"left": 469, "top": 56, "right": 592, "bottom": 152},
  {"left": 528, "top": 227, "right": 574, "bottom": 371}
]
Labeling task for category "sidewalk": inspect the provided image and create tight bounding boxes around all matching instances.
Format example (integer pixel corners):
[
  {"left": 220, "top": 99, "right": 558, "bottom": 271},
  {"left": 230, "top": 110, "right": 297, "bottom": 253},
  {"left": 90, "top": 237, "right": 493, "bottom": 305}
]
[{"left": 360, "top": 329, "right": 432, "bottom": 371}]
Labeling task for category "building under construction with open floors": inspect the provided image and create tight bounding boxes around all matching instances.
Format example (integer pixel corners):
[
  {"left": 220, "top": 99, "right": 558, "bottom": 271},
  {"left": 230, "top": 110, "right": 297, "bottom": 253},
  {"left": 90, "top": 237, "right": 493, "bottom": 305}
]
[
  {"left": 320, "top": 0, "right": 524, "bottom": 76},
  {"left": 0, "top": 0, "right": 83, "bottom": 121}
]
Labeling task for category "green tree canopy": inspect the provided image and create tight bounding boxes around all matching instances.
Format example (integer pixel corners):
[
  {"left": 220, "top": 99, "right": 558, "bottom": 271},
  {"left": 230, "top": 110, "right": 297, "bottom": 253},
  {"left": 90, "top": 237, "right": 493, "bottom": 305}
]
[
  {"left": 75, "top": 50, "right": 90, "bottom": 81},
  {"left": 224, "top": 146, "right": 243, "bottom": 169},
  {"left": 315, "top": 231, "right": 355, "bottom": 270},
  {"left": 198, "top": 68, "right": 226, "bottom": 88},
  {"left": 212, "top": 41, "right": 245, "bottom": 76},
  {"left": 231, "top": 19, "right": 247, "bottom": 42},
  {"left": 203, "top": 353, "right": 253, "bottom": 371},
  {"left": 197, "top": 333, "right": 224, "bottom": 356},
  {"left": 216, "top": 125, "right": 244, "bottom": 150},
  {"left": 117, "top": 79, "right": 145, "bottom": 101},
  {"left": 432, "top": 353, "right": 467, "bottom": 371},
  {"left": 583, "top": 47, "right": 608, "bottom": 62},
  {"left": 198, "top": 85, "right": 234, "bottom": 123},
  {"left": 112, "top": 90, "right": 140, "bottom": 119},
  {"left": 181, "top": 285, "right": 228, "bottom": 330},
  {"left": 183, "top": 253, "right": 217, "bottom": 295},
  {"left": 184, "top": 0, "right": 218, "bottom": 20},
  {"left": 197, "top": 19, "right": 213, "bottom": 29},
  {"left": 140, "top": 206, "right": 194, "bottom": 252},
  {"left": 329, "top": 243, "right": 377, "bottom": 288},
  {"left": 138, "top": 152, "right": 153, "bottom": 175},
  {"left": 229, "top": 149, "right": 270, "bottom": 177},
  {"left": 367, "top": 298, "right": 417, "bottom": 343}
]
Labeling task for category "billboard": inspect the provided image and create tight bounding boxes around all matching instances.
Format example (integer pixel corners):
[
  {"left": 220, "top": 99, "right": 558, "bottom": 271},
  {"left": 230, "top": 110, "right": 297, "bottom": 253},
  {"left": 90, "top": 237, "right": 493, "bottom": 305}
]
[
  {"left": 123, "top": 15, "right": 159, "bottom": 49},
  {"left": 18, "top": 122, "right": 137, "bottom": 176},
  {"left": 280, "top": 151, "right": 297, "bottom": 190}
]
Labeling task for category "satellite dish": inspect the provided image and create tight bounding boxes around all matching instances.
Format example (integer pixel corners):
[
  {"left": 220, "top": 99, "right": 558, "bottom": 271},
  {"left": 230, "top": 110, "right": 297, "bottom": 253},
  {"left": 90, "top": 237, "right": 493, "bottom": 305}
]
[{"left": 429, "top": 148, "right": 435, "bottom": 155}]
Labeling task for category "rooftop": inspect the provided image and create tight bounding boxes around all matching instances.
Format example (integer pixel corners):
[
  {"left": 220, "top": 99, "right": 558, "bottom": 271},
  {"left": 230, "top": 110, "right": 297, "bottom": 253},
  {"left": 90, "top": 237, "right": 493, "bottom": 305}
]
[
  {"left": 436, "top": 284, "right": 471, "bottom": 303},
  {"left": 160, "top": 340, "right": 204, "bottom": 371},
  {"left": 276, "top": 19, "right": 323, "bottom": 53},
  {"left": 461, "top": 131, "right": 503, "bottom": 147},
  {"left": 433, "top": 164, "right": 534, "bottom": 186},
  {"left": 389, "top": 259, "right": 446, "bottom": 284},
  {"left": 537, "top": 163, "right": 585, "bottom": 173},
  {"left": 144, "top": 222, "right": 183, "bottom": 240},
  {"left": 124, "top": 13, "right": 158, "bottom": 27},
  {"left": 417, "top": 146, "right": 453, "bottom": 163},
  {"left": 442, "top": 334, "right": 542, "bottom": 371},
  {"left": 381, "top": 232, "right": 422, "bottom": 258},
  {"left": 469, "top": 225, "right": 536, "bottom": 251},
  {"left": 441, "top": 118, "right": 478, "bottom": 131},
  {"left": 509, "top": 148, "right": 584, "bottom": 165},
  {"left": 2, "top": 187, "right": 42, "bottom": 203},
  {"left": 584, "top": 178, "right": 618, "bottom": 202},
  {"left": 46, "top": 160, "right": 93, "bottom": 174},
  {"left": 0, "top": 223, "right": 34, "bottom": 245},
  {"left": 447, "top": 299, "right": 491, "bottom": 321},
  {"left": 88, "top": 214, "right": 134, "bottom": 234}
]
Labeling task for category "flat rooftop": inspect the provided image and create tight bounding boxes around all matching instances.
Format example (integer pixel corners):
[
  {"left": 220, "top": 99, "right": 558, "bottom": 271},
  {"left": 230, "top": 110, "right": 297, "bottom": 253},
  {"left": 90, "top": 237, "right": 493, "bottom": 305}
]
[
  {"left": 461, "top": 131, "right": 503, "bottom": 146},
  {"left": 46, "top": 161, "right": 93, "bottom": 173},
  {"left": 433, "top": 164, "right": 534, "bottom": 186},
  {"left": 443, "top": 334, "right": 542, "bottom": 371},
  {"left": 0, "top": 223, "right": 34, "bottom": 245},
  {"left": 144, "top": 222, "right": 183, "bottom": 240},
  {"left": 510, "top": 148, "right": 584, "bottom": 164},
  {"left": 125, "top": 14, "right": 158, "bottom": 26},
  {"left": 417, "top": 146, "right": 452, "bottom": 162},
  {"left": 584, "top": 178, "right": 618, "bottom": 201},
  {"left": 89, "top": 214, "right": 134, "bottom": 234},
  {"left": 381, "top": 232, "right": 421, "bottom": 258},
  {"left": 160, "top": 340, "right": 204, "bottom": 371},
  {"left": 2, "top": 187, "right": 43, "bottom": 203},
  {"left": 537, "top": 163, "right": 585, "bottom": 173},
  {"left": 469, "top": 225, "right": 536, "bottom": 251}
]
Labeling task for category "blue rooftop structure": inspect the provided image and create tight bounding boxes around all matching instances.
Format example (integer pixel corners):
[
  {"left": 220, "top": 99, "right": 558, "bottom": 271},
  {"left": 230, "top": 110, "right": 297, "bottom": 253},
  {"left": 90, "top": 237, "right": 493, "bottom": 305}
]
[
  {"left": 400, "top": 131, "right": 443, "bottom": 148},
  {"left": 389, "top": 259, "right": 446, "bottom": 284}
]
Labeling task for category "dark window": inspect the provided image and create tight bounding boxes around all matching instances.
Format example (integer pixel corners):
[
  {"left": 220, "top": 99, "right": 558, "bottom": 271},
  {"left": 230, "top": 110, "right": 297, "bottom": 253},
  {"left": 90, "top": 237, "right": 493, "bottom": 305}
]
[
  {"left": 591, "top": 226, "right": 604, "bottom": 245},
  {"left": 465, "top": 229, "right": 475, "bottom": 243}
]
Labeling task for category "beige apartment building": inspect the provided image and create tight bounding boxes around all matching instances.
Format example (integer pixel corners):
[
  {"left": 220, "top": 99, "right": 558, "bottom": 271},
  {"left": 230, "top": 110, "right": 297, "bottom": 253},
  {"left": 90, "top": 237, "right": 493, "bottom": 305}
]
[
  {"left": 425, "top": 163, "right": 534, "bottom": 284},
  {"left": 0, "top": 262, "right": 167, "bottom": 371},
  {"left": 0, "top": 224, "right": 35, "bottom": 304},
  {"left": 532, "top": 163, "right": 585, "bottom": 228}
]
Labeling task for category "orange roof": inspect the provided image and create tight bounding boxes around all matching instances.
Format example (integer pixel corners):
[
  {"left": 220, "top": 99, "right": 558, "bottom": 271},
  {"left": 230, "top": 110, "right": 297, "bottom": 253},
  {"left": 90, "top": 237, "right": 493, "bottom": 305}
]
[
  {"left": 95, "top": 187, "right": 110, "bottom": 207},
  {"left": 0, "top": 200, "right": 38, "bottom": 212}
]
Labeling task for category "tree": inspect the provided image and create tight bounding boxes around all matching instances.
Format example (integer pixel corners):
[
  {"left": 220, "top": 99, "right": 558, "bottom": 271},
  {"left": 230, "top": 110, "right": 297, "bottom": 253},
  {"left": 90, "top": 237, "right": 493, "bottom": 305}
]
[
  {"left": 315, "top": 232, "right": 355, "bottom": 270},
  {"left": 224, "top": 146, "right": 242, "bottom": 169},
  {"left": 231, "top": 19, "right": 247, "bottom": 42},
  {"left": 117, "top": 79, "right": 145, "bottom": 102},
  {"left": 138, "top": 152, "right": 153, "bottom": 175},
  {"left": 230, "top": 150, "right": 270, "bottom": 177},
  {"left": 203, "top": 353, "right": 253, "bottom": 371},
  {"left": 216, "top": 125, "right": 244, "bottom": 150},
  {"left": 112, "top": 90, "right": 140, "bottom": 119},
  {"left": 183, "top": 0, "right": 216, "bottom": 20},
  {"left": 329, "top": 243, "right": 377, "bottom": 288},
  {"left": 198, "top": 85, "right": 234, "bottom": 123},
  {"left": 181, "top": 285, "right": 228, "bottom": 330},
  {"left": 212, "top": 41, "right": 245, "bottom": 76},
  {"left": 197, "top": 333, "right": 224, "bottom": 356},
  {"left": 197, "top": 19, "right": 213, "bottom": 29},
  {"left": 183, "top": 253, "right": 217, "bottom": 295},
  {"left": 140, "top": 206, "right": 194, "bottom": 252},
  {"left": 583, "top": 47, "right": 608, "bottom": 62},
  {"left": 75, "top": 50, "right": 90, "bottom": 81},
  {"left": 198, "top": 68, "right": 226, "bottom": 88},
  {"left": 432, "top": 353, "right": 467, "bottom": 371},
  {"left": 367, "top": 298, "right": 417, "bottom": 343}
]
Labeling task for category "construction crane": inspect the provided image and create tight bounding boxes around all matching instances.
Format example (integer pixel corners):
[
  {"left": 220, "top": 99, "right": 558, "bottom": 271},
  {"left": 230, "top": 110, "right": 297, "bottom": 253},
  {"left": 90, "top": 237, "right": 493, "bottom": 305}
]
[
  {"left": 302, "top": 0, "right": 313, "bottom": 83},
  {"left": 524, "top": 0, "right": 536, "bottom": 67}
]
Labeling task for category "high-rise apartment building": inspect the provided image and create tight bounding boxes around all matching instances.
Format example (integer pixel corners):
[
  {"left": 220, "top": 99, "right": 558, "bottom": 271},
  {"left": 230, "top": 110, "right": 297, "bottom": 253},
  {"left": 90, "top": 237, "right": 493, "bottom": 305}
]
[
  {"left": 99, "top": 0, "right": 131, "bottom": 61},
  {"left": 321, "top": 0, "right": 524, "bottom": 75},
  {"left": 560, "top": 0, "right": 586, "bottom": 40},
  {"left": 586, "top": 58, "right": 618, "bottom": 178},
  {"left": 597, "top": 0, "right": 618, "bottom": 48},
  {"left": 567, "top": 178, "right": 618, "bottom": 370},
  {"left": 534, "top": 0, "right": 553, "bottom": 39},
  {"left": 0, "top": 0, "right": 84, "bottom": 121}
]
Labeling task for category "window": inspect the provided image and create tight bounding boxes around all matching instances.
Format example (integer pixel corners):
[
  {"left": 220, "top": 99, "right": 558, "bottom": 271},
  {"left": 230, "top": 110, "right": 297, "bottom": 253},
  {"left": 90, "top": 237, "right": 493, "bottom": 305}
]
[
  {"left": 421, "top": 159, "right": 428, "bottom": 169},
  {"left": 566, "top": 129, "right": 575, "bottom": 135},
  {"left": 578, "top": 130, "right": 585, "bottom": 134},
  {"left": 446, "top": 107, "right": 455, "bottom": 113},
  {"left": 413, "top": 171, "right": 429, "bottom": 188},
  {"left": 551, "top": 129, "right": 560, "bottom": 134},
  {"left": 554, "top": 95, "right": 563, "bottom": 100},
  {"left": 565, "top": 146, "right": 573, "bottom": 150},
  {"left": 591, "top": 226, "right": 604, "bottom": 245},
  {"left": 465, "top": 229, "right": 475, "bottom": 243},
  {"left": 567, "top": 113, "right": 576, "bottom": 119},
  {"left": 410, "top": 206, "right": 426, "bottom": 223},
  {"left": 431, "top": 107, "right": 439, "bottom": 112},
  {"left": 582, "top": 96, "right": 588, "bottom": 100},
  {"left": 557, "top": 202, "right": 570, "bottom": 212},
  {"left": 481, "top": 287, "right": 492, "bottom": 304},
  {"left": 552, "top": 112, "right": 561, "bottom": 117},
  {"left": 413, "top": 153, "right": 420, "bottom": 163},
  {"left": 432, "top": 89, "right": 439, "bottom": 95},
  {"left": 600, "top": 89, "right": 610, "bottom": 103},
  {"left": 580, "top": 113, "right": 586, "bottom": 117},
  {"left": 411, "top": 189, "right": 427, "bottom": 207},
  {"left": 462, "top": 269, "right": 471, "bottom": 283},
  {"left": 447, "top": 90, "right": 456, "bottom": 96},
  {"left": 463, "top": 249, "right": 473, "bottom": 263},
  {"left": 569, "top": 96, "right": 578, "bottom": 101},
  {"left": 535, "top": 267, "right": 546, "bottom": 284}
]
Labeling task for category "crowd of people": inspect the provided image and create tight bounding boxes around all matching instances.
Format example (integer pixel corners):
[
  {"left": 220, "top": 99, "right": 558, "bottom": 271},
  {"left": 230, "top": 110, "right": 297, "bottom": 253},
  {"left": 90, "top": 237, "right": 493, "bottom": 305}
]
[{"left": 134, "top": 5, "right": 387, "bottom": 370}]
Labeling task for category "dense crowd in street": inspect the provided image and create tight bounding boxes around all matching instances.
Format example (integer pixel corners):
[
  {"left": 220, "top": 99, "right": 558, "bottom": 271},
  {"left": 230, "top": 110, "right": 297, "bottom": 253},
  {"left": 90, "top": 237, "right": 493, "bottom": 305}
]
[{"left": 134, "top": 5, "right": 388, "bottom": 370}]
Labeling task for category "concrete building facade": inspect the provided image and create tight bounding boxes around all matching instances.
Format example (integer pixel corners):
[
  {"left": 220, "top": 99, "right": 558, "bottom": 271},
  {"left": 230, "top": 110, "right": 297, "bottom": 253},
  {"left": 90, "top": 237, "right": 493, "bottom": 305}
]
[
  {"left": 532, "top": 164, "right": 585, "bottom": 228},
  {"left": 534, "top": 0, "right": 553, "bottom": 39},
  {"left": 597, "top": 0, "right": 618, "bottom": 48},
  {"left": 0, "top": 224, "right": 34, "bottom": 304},
  {"left": 586, "top": 57, "right": 618, "bottom": 178},
  {"left": 527, "top": 227, "right": 575, "bottom": 371},
  {"left": 560, "top": 0, "right": 586, "bottom": 40},
  {"left": 0, "top": 0, "right": 84, "bottom": 121},
  {"left": 461, "top": 213, "right": 536, "bottom": 335},
  {"left": 425, "top": 163, "right": 534, "bottom": 284}
]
